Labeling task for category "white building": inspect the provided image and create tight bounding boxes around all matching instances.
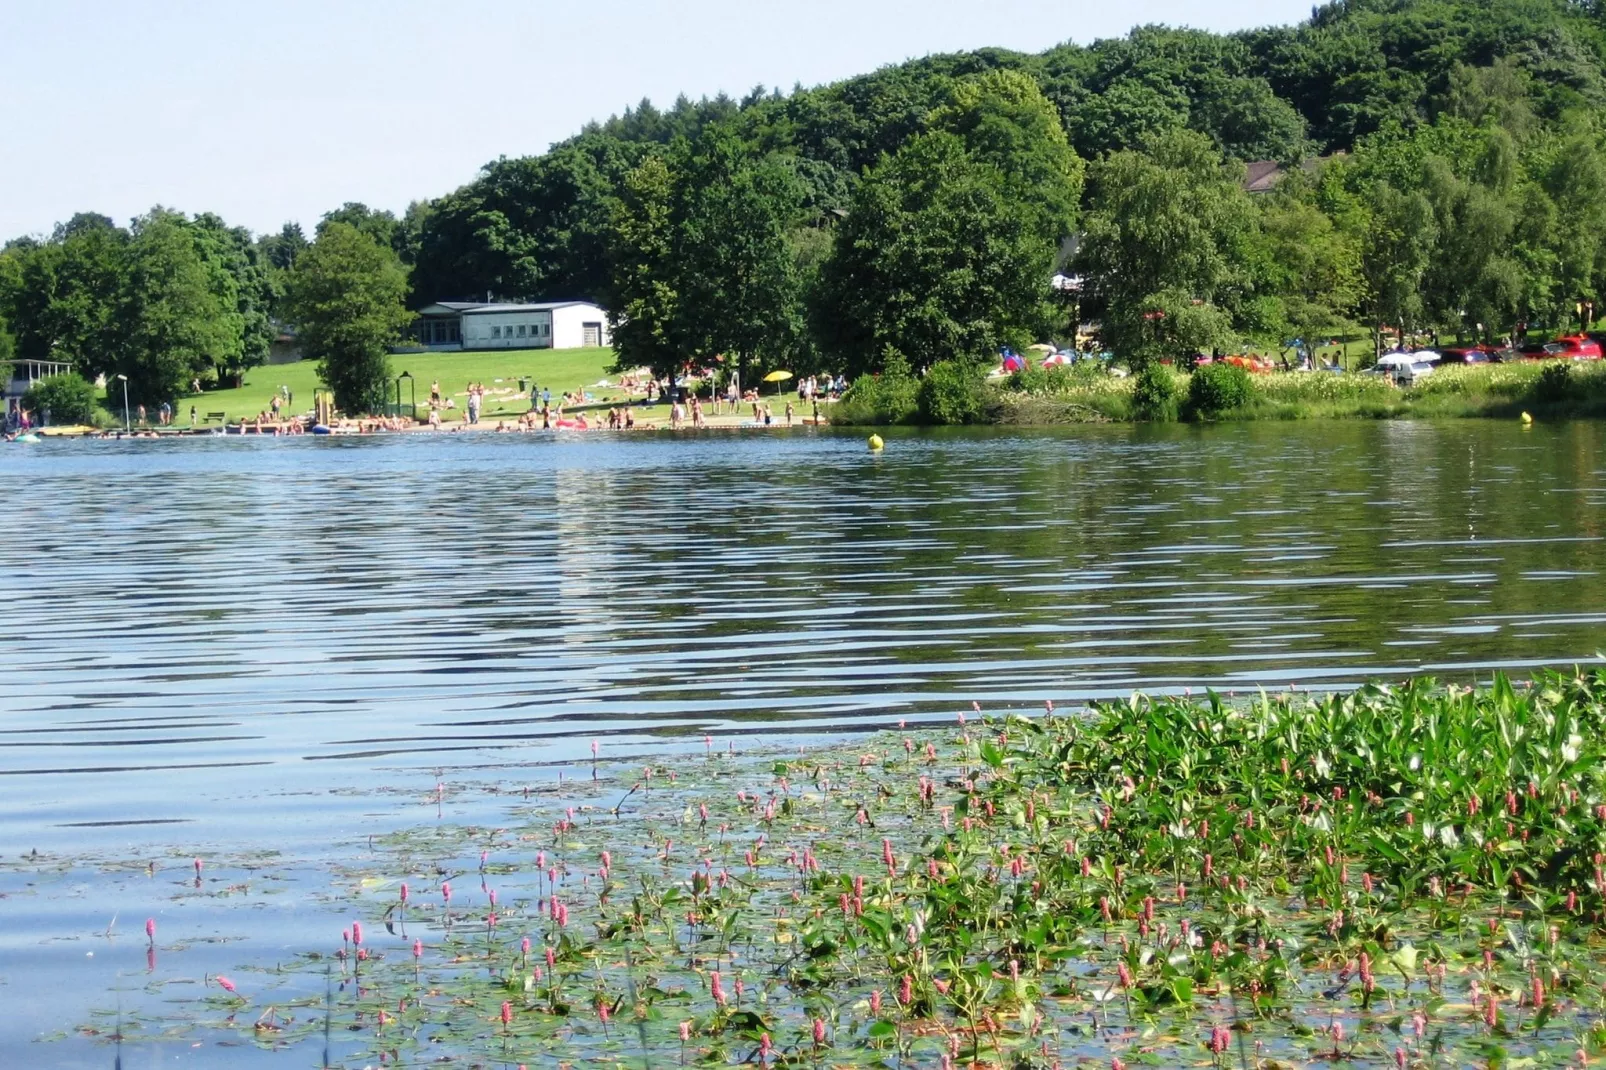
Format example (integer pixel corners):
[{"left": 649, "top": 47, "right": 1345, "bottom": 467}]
[
  {"left": 5, "top": 358, "right": 73, "bottom": 410},
  {"left": 411, "top": 301, "right": 610, "bottom": 351}
]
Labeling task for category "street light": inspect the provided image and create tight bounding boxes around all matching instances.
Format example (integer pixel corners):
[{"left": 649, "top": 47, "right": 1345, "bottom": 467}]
[{"left": 114, "top": 374, "right": 129, "bottom": 431}]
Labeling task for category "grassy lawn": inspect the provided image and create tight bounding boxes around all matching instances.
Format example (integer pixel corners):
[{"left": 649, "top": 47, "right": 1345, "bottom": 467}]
[{"left": 145, "top": 347, "right": 622, "bottom": 425}]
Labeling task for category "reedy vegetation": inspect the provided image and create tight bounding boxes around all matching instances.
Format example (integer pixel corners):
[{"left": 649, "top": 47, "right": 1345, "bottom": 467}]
[
  {"left": 839, "top": 359, "right": 1606, "bottom": 425},
  {"left": 97, "top": 670, "right": 1606, "bottom": 1067}
]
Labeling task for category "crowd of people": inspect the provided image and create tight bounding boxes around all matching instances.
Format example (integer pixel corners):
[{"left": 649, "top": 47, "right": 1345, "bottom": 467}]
[{"left": 9, "top": 368, "right": 840, "bottom": 442}]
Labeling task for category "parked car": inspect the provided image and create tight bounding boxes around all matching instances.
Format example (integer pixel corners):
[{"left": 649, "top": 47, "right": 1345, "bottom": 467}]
[
  {"left": 1435, "top": 347, "right": 1490, "bottom": 365},
  {"left": 1369, "top": 352, "right": 1436, "bottom": 383},
  {"left": 1552, "top": 335, "right": 1603, "bottom": 360},
  {"left": 1517, "top": 340, "right": 1561, "bottom": 359},
  {"left": 1435, "top": 346, "right": 1508, "bottom": 365}
]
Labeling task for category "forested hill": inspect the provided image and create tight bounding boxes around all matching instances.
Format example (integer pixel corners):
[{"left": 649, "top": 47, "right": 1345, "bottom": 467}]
[
  {"left": 10, "top": 0, "right": 1606, "bottom": 407},
  {"left": 408, "top": 0, "right": 1606, "bottom": 304}
]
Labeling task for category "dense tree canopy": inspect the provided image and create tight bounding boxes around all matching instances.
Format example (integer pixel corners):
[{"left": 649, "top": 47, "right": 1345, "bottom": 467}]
[{"left": 1077, "top": 131, "right": 1259, "bottom": 365}]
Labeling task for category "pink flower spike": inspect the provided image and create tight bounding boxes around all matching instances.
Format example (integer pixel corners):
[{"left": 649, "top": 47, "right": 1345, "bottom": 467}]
[
  {"left": 412, "top": 938, "right": 423, "bottom": 959},
  {"left": 145, "top": 918, "right": 155, "bottom": 942},
  {"left": 351, "top": 921, "right": 361, "bottom": 947},
  {"left": 215, "top": 975, "right": 236, "bottom": 994}
]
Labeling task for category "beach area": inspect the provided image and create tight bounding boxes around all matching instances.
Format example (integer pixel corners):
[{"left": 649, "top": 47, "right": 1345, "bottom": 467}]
[{"left": 12, "top": 346, "right": 841, "bottom": 439}]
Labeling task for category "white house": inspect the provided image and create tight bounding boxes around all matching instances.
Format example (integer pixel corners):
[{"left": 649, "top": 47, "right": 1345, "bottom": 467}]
[
  {"left": 411, "top": 301, "right": 610, "bottom": 351},
  {"left": 5, "top": 358, "right": 73, "bottom": 409}
]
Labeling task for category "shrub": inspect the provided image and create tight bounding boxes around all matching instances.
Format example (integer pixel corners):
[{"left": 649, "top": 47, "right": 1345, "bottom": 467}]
[
  {"left": 1131, "top": 364, "right": 1180, "bottom": 421},
  {"left": 1533, "top": 361, "right": 1575, "bottom": 404},
  {"left": 834, "top": 374, "right": 918, "bottom": 425},
  {"left": 1186, "top": 362, "right": 1252, "bottom": 418},
  {"left": 1006, "top": 361, "right": 1107, "bottom": 398},
  {"left": 917, "top": 360, "right": 987, "bottom": 425},
  {"left": 23, "top": 372, "right": 100, "bottom": 426}
]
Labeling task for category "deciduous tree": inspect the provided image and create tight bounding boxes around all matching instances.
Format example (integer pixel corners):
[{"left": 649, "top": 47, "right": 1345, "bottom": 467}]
[{"left": 285, "top": 223, "right": 413, "bottom": 414}]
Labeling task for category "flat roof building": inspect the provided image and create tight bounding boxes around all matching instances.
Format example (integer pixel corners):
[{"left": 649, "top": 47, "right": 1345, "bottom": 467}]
[{"left": 411, "top": 301, "right": 611, "bottom": 352}]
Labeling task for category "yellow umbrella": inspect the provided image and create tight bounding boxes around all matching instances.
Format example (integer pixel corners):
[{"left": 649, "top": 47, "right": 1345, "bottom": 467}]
[{"left": 763, "top": 370, "right": 794, "bottom": 396}]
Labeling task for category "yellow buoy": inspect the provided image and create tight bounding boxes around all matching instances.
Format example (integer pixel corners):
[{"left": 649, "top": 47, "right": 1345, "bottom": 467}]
[
  {"left": 1521, "top": 411, "right": 1533, "bottom": 424},
  {"left": 868, "top": 434, "right": 884, "bottom": 451}
]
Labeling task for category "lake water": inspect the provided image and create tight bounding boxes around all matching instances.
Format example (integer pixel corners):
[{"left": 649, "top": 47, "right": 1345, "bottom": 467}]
[{"left": 3, "top": 420, "right": 1605, "bottom": 1065}]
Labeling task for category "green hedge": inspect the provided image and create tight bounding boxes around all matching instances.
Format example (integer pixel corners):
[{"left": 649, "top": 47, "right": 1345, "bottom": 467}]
[
  {"left": 1185, "top": 362, "right": 1252, "bottom": 418},
  {"left": 23, "top": 372, "right": 101, "bottom": 426}
]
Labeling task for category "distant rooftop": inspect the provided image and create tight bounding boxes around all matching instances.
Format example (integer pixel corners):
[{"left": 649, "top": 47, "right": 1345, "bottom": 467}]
[
  {"left": 422, "top": 300, "right": 597, "bottom": 314},
  {"left": 1243, "top": 155, "right": 1341, "bottom": 194}
]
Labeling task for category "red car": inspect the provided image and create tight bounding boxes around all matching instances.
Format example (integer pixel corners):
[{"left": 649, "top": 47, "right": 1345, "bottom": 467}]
[{"left": 1548, "top": 335, "right": 1603, "bottom": 360}]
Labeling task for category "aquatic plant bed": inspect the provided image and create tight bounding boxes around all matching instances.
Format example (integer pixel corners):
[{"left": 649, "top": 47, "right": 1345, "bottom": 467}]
[{"left": 74, "top": 672, "right": 1606, "bottom": 1067}]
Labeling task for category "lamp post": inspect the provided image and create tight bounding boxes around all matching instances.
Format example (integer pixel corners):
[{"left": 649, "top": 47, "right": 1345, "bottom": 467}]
[{"left": 115, "top": 374, "right": 129, "bottom": 431}]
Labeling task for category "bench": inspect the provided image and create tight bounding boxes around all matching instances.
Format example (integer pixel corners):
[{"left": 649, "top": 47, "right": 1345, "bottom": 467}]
[{"left": 204, "top": 411, "right": 227, "bottom": 423}]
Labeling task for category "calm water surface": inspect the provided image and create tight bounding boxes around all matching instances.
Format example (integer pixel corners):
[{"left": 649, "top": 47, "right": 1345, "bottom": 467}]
[{"left": 2, "top": 421, "right": 1604, "bottom": 1064}]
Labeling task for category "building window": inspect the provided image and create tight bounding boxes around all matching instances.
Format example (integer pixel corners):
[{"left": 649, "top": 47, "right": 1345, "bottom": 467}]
[
  {"left": 492, "top": 326, "right": 501, "bottom": 339},
  {"left": 518, "top": 324, "right": 527, "bottom": 338}
]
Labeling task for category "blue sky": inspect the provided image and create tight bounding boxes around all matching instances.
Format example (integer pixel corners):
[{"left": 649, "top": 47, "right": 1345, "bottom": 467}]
[{"left": 0, "top": 0, "right": 1315, "bottom": 240}]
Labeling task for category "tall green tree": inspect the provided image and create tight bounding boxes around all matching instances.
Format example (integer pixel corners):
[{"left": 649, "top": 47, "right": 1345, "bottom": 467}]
[
  {"left": 671, "top": 128, "right": 806, "bottom": 385},
  {"left": 813, "top": 131, "right": 1050, "bottom": 376},
  {"left": 319, "top": 203, "right": 401, "bottom": 251},
  {"left": 114, "top": 211, "right": 239, "bottom": 405},
  {"left": 0, "top": 216, "right": 128, "bottom": 377},
  {"left": 259, "top": 222, "right": 309, "bottom": 273},
  {"left": 929, "top": 69, "right": 1085, "bottom": 247},
  {"left": 605, "top": 154, "right": 681, "bottom": 379},
  {"left": 1253, "top": 174, "right": 1365, "bottom": 348},
  {"left": 285, "top": 222, "right": 412, "bottom": 414},
  {"left": 192, "top": 213, "right": 275, "bottom": 386},
  {"left": 1358, "top": 182, "right": 1438, "bottom": 355},
  {"left": 1076, "top": 130, "right": 1259, "bottom": 365}
]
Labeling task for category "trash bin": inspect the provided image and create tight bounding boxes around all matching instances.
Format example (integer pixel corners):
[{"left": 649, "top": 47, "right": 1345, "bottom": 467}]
[{"left": 519, "top": 377, "right": 529, "bottom": 392}]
